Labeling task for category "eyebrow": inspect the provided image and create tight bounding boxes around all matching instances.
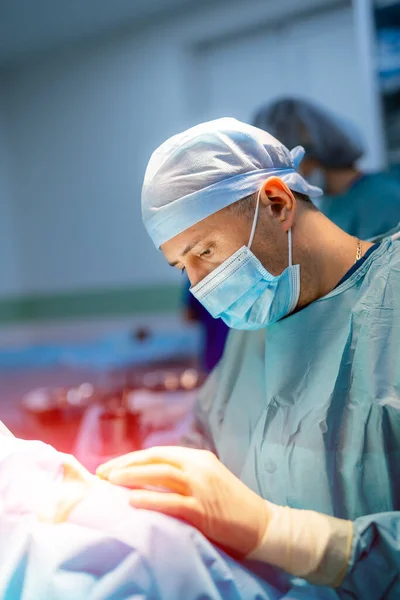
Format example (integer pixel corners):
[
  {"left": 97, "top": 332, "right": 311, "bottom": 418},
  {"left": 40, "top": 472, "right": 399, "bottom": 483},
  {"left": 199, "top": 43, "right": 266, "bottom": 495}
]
[{"left": 168, "top": 237, "right": 204, "bottom": 267}]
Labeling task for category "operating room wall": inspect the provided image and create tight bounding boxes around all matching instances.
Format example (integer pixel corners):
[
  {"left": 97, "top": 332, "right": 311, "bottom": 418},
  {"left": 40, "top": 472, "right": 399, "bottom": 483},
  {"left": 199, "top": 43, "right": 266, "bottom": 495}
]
[
  {"left": 0, "top": 78, "right": 22, "bottom": 296},
  {"left": 4, "top": 37, "right": 181, "bottom": 296},
  {"left": 0, "top": 0, "right": 383, "bottom": 304}
]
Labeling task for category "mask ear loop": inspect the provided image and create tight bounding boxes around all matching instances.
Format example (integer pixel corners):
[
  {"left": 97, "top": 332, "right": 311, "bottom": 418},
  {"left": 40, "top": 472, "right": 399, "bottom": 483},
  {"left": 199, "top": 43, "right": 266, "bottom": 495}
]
[
  {"left": 248, "top": 189, "right": 294, "bottom": 268},
  {"left": 247, "top": 189, "right": 261, "bottom": 249}
]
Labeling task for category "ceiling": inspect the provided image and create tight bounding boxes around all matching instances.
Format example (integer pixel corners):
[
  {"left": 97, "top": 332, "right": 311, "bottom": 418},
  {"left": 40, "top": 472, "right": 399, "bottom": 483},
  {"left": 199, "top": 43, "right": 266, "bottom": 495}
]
[{"left": 0, "top": 0, "right": 210, "bottom": 67}]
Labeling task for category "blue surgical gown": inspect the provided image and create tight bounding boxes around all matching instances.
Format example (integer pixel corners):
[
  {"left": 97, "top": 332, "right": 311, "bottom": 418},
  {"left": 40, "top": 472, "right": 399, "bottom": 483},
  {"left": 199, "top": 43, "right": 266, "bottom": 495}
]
[
  {"left": 317, "top": 172, "right": 400, "bottom": 239},
  {"left": 187, "top": 238, "right": 400, "bottom": 599}
]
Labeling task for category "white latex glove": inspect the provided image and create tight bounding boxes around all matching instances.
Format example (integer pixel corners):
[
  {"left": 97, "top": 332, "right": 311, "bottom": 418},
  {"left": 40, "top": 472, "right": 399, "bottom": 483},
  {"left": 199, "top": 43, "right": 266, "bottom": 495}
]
[
  {"left": 248, "top": 500, "right": 353, "bottom": 587},
  {"left": 96, "top": 446, "right": 269, "bottom": 557}
]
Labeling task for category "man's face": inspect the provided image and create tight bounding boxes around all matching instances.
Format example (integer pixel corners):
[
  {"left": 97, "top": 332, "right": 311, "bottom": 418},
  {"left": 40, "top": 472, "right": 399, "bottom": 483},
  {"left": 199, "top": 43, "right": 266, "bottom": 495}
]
[
  {"left": 161, "top": 207, "right": 253, "bottom": 287},
  {"left": 161, "top": 192, "right": 292, "bottom": 288}
]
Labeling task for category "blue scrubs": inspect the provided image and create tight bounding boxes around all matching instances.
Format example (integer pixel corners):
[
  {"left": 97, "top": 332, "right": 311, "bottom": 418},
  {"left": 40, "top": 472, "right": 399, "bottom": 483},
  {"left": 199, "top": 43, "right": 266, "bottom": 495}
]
[
  {"left": 318, "top": 173, "right": 400, "bottom": 239},
  {"left": 188, "top": 238, "right": 400, "bottom": 599}
]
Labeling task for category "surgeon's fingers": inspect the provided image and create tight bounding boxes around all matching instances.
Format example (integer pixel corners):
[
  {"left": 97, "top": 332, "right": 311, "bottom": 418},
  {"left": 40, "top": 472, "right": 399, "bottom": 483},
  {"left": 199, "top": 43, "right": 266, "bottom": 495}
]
[
  {"left": 129, "top": 489, "right": 199, "bottom": 526},
  {"left": 108, "top": 464, "right": 191, "bottom": 496},
  {"left": 97, "top": 446, "right": 187, "bottom": 477}
]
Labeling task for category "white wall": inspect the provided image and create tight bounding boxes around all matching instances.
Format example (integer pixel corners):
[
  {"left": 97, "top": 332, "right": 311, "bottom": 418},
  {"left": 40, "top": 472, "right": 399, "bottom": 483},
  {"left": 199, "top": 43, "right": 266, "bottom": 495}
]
[
  {"left": 0, "top": 78, "right": 22, "bottom": 296},
  {"left": 186, "top": 3, "right": 379, "bottom": 171},
  {"left": 2, "top": 0, "right": 382, "bottom": 297},
  {"left": 5, "top": 36, "right": 180, "bottom": 294}
]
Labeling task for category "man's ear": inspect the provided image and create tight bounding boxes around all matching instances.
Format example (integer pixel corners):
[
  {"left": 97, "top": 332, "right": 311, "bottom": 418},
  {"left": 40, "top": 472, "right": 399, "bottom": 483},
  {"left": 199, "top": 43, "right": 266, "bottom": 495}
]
[{"left": 259, "top": 176, "right": 296, "bottom": 231}]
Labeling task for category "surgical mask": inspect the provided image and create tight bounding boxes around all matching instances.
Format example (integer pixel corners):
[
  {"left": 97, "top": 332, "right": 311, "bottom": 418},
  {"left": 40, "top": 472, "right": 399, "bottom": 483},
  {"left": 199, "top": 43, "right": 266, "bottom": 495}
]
[{"left": 190, "top": 192, "right": 300, "bottom": 330}]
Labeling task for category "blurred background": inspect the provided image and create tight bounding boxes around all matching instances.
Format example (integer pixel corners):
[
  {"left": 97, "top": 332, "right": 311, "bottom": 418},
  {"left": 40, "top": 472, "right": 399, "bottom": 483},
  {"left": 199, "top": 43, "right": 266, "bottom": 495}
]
[{"left": 0, "top": 0, "right": 399, "bottom": 469}]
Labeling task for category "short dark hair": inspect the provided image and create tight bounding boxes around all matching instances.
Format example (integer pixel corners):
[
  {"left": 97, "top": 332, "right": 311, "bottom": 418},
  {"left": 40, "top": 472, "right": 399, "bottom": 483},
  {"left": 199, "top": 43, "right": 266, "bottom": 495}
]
[
  {"left": 228, "top": 192, "right": 257, "bottom": 216},
  {"left": 294, "top": 191, "right": 312, "bottom": 203},
  {"left": 228, "top": 190, "right": 312, "bottom": 216}
]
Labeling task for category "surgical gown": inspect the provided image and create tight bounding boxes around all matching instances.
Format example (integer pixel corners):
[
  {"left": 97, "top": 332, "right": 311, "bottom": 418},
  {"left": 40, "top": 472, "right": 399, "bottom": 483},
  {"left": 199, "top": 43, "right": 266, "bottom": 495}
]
[
  {"left": 186, "top": 238, "right": 400, "bottom": 599},
  {"left": 318, "top": 172, "right": 400, "bottom": 239}
]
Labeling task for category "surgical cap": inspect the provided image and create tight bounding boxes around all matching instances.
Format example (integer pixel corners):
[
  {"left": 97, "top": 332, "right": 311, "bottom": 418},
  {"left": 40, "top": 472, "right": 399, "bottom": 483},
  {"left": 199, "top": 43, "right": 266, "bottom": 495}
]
[
  {"left": 253, "top": 98, "right": 365, "bottom": 169},
  {"left": 142, "top": 117, "right": 322, "bottom": 248}
]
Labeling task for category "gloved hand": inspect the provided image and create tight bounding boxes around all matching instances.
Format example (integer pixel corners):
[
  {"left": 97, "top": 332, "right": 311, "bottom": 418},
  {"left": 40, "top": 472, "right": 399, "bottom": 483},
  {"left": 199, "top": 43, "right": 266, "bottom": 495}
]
[
  {"left": 96, "top": 446, "right": 269, "bottom": 557},
  {"left": 0, "top": 432, "right": 95, "bottom": 524},
  {"left": 97, "top": 446, "right": 354, "bottom": 587}
]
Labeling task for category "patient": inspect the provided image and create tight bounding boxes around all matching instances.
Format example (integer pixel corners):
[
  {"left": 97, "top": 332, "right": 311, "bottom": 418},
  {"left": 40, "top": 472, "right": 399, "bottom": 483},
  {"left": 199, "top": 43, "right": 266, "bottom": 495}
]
[{"left": 0, "top": 424, "right": 335, "bottom": 600}]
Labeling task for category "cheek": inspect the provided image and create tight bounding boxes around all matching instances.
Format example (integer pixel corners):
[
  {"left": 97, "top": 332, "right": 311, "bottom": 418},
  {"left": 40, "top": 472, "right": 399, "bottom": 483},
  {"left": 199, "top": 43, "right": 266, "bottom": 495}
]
[
  {"left": 217, "top": 232, "right": 248, "bottom": 262},
  {"left": 261, "top": 246, "right": 289, "bottom": 276}
]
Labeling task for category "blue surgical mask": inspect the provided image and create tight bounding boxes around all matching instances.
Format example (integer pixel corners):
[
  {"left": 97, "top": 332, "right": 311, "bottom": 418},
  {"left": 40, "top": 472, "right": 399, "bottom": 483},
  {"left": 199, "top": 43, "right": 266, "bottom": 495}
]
[{"left": 190, "top": 192, "right": 300, "bottom": 330}]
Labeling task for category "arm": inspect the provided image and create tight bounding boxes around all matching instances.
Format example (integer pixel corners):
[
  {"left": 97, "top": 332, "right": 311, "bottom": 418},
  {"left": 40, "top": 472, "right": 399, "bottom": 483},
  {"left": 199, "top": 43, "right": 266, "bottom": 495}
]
[
  {"left": 339, "top": 512, "right": 400, "bottom": 599},
  {"left": 249, "top": 504, "right": 400, "bottom": 599},
  {"left": 97, "top": 445, "right": 400, "bottom": 599}
]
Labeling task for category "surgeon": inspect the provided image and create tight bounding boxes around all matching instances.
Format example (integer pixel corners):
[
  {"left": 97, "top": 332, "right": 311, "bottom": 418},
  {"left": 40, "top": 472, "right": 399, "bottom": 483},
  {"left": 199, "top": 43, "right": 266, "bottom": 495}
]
[
  {"left": 97, "top": 118, "right": 400, "bottom": 599},
  {"left": 253, "top": 97, "right": 400, "bottom": 240}
]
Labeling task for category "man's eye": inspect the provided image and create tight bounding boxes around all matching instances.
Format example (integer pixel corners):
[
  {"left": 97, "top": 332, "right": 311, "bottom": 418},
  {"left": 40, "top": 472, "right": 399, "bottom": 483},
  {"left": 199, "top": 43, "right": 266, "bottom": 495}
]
[{"left": 200, "top": 248, "right": 212, "bottom": 257}]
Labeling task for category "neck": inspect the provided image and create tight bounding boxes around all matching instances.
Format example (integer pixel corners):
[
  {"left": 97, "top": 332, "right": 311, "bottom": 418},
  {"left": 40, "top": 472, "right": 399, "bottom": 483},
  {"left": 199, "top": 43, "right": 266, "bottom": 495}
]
[
  {"left": 324, "top": 166, "right": 361, "bottom": 196},
  {"left": 293, "top": 210, "right": 373, "bottom": 310}
]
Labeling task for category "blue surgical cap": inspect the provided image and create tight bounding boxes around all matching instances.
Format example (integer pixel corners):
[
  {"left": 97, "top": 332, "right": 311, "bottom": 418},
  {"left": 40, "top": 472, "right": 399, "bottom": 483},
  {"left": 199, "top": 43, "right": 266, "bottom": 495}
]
[{"left": 142, "top": 117, "right": 322, "bottom": 248}]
